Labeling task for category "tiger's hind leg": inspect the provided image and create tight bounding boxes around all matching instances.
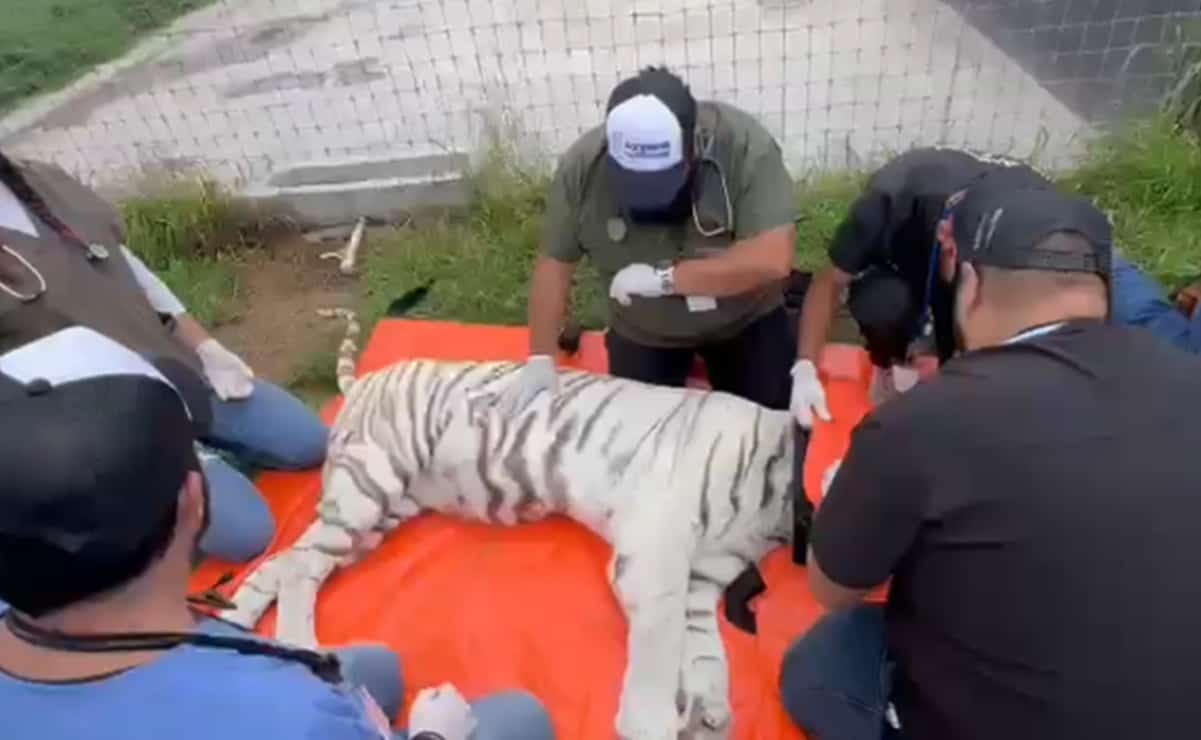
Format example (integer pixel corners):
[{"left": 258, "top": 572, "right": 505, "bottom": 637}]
[
  {"left": 609, "top": 507, "right": 697, "bottom": 740},
  {"left": 677, "top": 552, "right": 749, "bottom": 739},
  {"left": 273, "top": 519, "right": 357, "bottom": 648},
  {"left": 271, "top": 437, "right": 420, "bottom": 646},
  {"left": 225, "top": 553, "right": 287, "bottom": 630}
]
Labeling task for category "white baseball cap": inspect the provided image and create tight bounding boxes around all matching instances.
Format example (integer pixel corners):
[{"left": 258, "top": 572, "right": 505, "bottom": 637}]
[{"left": 604, "top": 68, "right": 696, "bottom": 210}]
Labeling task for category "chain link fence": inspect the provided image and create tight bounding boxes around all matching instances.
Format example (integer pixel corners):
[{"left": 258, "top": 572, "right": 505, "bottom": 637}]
[{"left": 2, "top": 0, "right": 1199, "bottom": 191}]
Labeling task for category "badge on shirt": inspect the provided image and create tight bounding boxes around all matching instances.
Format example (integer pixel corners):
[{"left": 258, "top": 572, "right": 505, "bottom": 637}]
[
  {"left": 606, "top": 217, "right": 627, "bottom": 243},
  {"left": 355, "top": 686, "right": 394, "bottom": 740},
  {"left": 686, "top": 295, "right": 718, "bottom": 312}
]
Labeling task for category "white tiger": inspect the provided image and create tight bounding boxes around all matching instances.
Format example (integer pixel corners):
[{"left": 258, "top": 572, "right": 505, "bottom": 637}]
[{"left": 224, "top": 309, "right": 805, "bottom": 740}]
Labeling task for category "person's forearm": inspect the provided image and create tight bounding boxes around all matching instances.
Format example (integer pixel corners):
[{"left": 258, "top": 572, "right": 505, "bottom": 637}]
[
  {"left": 528, "top": 257, "right": 573, "bottom": 356},
  {"left": 807, "top": 546, "right": 872, "bottom": 611},
  {"left": 671, "top": 226, "right": 794, "bottom": 297},
  {"left": 797, "top": 270, "right": 843, "bottom": 362},
  {"left": 172, "top": 314, "right": 213, "bottom": 351}
]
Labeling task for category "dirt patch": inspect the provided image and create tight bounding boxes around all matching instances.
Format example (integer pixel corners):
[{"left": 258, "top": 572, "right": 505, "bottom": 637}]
[{"left": 212, "top": 233, "right": 355, "bottom": 388}]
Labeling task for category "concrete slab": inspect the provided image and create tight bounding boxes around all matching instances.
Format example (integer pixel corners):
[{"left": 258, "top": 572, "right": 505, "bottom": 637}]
[
  {"left": 0, "top": 0, "right": 1092, "bottom": 193},
  {"left": 241, "top": 151, "right": 471, "bottom": 226}
]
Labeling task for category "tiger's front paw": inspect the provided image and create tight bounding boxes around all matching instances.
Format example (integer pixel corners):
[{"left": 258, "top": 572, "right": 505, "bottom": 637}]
[
  {"left": 678, "top": 658, "right": 732, "bottom": 737},
  {"left": 615, "top": 694, "right": 684, "bottom": 740}
]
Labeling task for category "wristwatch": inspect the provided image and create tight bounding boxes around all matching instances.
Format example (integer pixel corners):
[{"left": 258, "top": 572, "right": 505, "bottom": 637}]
[{"left": 653, "top": 264, "right": 677, "bottom": 295}]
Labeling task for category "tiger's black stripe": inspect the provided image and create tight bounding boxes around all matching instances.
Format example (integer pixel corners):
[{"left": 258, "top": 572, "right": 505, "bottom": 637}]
[
  {"left": 544, "top": 415, "right": 578, "bottom": 512},
  {"left": 403, "top": 363, "right": 425, "bottom": 469},
  {"left": 759, "top": 429, "right": 789, "bottom": 510},
  {"left": 576, "top": 386, "right": 623, "bottom": 452},
  {"left": 601, "top": 423, "right": 623, "bottom": 456},
  {"left": 716, "top": 438, "right": 749, "bottom": 538},
  {"left": 477, "top": 412, "right": 507, "bottom": 522},
  {"left": 504, "top": 412, "right": 541, "bottom": 517},
  {"left": 698, "top": 433, "right": 721, "bottom": 534}
]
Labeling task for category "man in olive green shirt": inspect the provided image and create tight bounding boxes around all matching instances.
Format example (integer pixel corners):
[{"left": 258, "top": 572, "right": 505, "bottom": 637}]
[{"left": 497, "top": 66, "right": 798, "bottom": 414}]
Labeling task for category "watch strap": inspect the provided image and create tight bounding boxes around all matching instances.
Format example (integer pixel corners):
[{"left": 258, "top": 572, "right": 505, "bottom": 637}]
[{"left": 655, "top": 264, "right": 677, "bottom": 294}]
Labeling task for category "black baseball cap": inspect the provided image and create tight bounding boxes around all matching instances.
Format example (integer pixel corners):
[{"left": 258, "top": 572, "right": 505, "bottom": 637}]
[
  {"left": 605, "top": 67, "right": 698, "bottom": 210},
  {"left": 0, "top": 327, "right": 200, "bottom": 565},
  {"left": 951, "top": 177, "right": 1112, "bottom": 277}
]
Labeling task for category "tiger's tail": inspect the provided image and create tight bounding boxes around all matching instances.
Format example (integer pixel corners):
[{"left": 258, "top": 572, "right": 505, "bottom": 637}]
[
  {"left": 317, "top": 281, "right": 434, "bottom": 396},
  {"left": 314, "top": 308, "right": 360, "bottom": 395}
]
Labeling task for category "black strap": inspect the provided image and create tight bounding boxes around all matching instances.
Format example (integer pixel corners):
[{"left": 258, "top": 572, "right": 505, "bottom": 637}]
[
  {"left": 722, "top": 564, "right": 767, "bottom": 635},
  {"left": 791, "top": 424, "right": 815, "bottom": 567},
  {"left": 722, "top": 425, "right": 814, "bottom": 636},
  {"left": 4, "top": 611, "right": 343, "bottom": 684}
]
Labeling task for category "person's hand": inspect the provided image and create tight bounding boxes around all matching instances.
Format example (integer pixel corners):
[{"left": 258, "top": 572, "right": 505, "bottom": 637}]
[
  {"left": 609, "top": 263, "right": 669, "bottom": 306},
  {"left": 494, "top": 354, "right": 557, "bottom": 415},
  {"left": 790, "top": 359, "right": 831, "bottom": 428},
  {"left": 195, "top": 339, "right": 255, "bottom": 401},
  {"left": 409, "top": 683, "right": 478, "bottom": 740}
]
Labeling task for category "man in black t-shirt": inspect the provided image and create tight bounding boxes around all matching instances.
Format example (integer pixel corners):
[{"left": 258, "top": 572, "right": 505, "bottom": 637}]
[
  {"left": 790, "top": 147, "right": 1049, "bottom": 426},
  {"left": 779, "top": 181, "right": 1201, "bottom": 740}
]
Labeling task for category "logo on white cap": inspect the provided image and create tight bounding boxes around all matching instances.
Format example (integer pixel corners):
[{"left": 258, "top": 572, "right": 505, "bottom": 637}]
[{"left": 606, "top": 94, "right": 684, "bottom": 173}]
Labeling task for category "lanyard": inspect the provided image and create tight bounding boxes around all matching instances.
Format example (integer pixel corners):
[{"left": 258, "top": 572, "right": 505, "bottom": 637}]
[
  {"left": 1003, "top": 322, "right": 1066, "bottom": 345},
  {"left": 912, "top": 207, "right": 949, "bottom": 341},
  {"left": 4, "top": 610, "right": 344, "bottom": 684}
]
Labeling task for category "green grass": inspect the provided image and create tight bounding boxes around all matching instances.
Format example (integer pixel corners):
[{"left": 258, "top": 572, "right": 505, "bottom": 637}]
[
  {"left": 1059, "top": 117, "right": 1201, "bottom": 292},
  {"left": 112, "top": 113, "right": 1201, "bottom": 380},
  {"left": 0, "top": 0, "right": 209, "bottom": 112},
  {"left": 286, "top": 348, "right": 340, "bottom": 410},
  {"left": 120, "top": 177, "right": 265, "bottom": 326},
  {"left": 355, "top": 115, "right": 1201, "bottom": 342}
]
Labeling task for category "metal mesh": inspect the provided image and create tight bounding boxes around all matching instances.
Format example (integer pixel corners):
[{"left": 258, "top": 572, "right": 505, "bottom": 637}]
[{"left": 2, "top": 0, "right": 1199, "bottom": 189}]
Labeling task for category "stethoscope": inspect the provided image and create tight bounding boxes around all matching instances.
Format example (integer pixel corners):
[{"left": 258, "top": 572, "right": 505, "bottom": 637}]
[
  {"left": 689, "top": 118, "right": 734, "bottom": 238},
  {"left": 0, "top": 226, "right": 109, "bottom": 303}
]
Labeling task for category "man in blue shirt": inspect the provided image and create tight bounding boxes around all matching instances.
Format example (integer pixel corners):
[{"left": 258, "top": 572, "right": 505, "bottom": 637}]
[
  {"left": 0, "top": 327, "right": 555, "bottom": 740},
  {"left": 1110, "top": 251, "right": 1201, "bottom": 354}
]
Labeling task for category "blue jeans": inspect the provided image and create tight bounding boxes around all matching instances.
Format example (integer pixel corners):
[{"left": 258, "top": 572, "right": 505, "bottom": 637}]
[
  {"left": 197, "top": 379, "right": 328, "bottom": 563},
  {"left": 778, "top": 605, "right": 902, "bottom": 740},
  {"left": 336, "top": 646, "right": 554, "bottom": 740},
  {"left": 191, "top": 620, "right": 553, "bottom": 740},
  {"left": 1111, "top": 253, "right": 1201, "bottom": 354}
]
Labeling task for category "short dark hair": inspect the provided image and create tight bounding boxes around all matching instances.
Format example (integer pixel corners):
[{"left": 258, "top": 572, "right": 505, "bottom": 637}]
[{"left": 0, "top": 500, "right": 179, "bottom": 617}]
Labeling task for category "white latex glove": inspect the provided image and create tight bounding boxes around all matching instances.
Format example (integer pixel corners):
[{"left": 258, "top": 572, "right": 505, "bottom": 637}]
[
  {"left": 820, "top": 459, "right": 842, "bottom": 499},
  {"left": 494, "top": 354, "right": 557, "bottom": 415},
  {"left": 609, "top": 263, "right": 668, "bottom": 306},
  {"left": 196, "top": 339, "right": 255, "bottom": 401},
  {"left": 891, "top": 364, "right": 920, "bottom": 393},
  {"left": 789, "top": 359, "right": 831, "bottom": 428},
  {"left": 409, "top": 683, "right": 478, "bottom": 740}
]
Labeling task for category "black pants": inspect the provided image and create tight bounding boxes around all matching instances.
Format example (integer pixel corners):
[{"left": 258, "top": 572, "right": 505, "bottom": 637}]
[{"left": 605, "top": 306, "right": 794, "bottom": 410}]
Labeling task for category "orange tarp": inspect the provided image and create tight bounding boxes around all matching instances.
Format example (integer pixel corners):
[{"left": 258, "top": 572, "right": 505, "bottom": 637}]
[{"left": 191, "top": 320, "right": 876, "bottom": 739}]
